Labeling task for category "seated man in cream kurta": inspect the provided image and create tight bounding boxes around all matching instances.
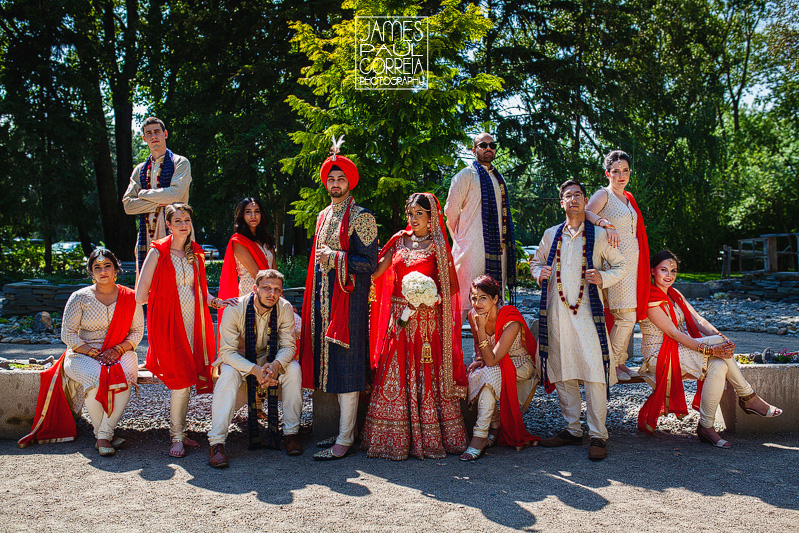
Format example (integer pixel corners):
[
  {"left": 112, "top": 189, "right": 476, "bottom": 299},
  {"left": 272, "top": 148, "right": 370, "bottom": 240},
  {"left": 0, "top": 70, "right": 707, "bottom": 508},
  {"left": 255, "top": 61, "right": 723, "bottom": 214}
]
[
  {"left": 530, "top": 179, "right": 626, "bottom": 461},
  {"left": 122, "top": 116, "right": 192, "bottom": 275},
  {"left": 208, "top": 269, "right": 303, "bottom": 468},
  {"left": 445, "top": 132, "right": 517, "bottom": 322}
]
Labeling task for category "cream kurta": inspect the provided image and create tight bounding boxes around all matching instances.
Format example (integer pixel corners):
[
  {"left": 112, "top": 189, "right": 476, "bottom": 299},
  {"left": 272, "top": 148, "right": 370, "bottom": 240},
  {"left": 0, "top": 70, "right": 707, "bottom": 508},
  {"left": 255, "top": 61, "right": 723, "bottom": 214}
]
[
  {"left": 467, "top": 326, "right": 534, "bottom": 404},
  {"left": 444, "top": 164, "right": 507, "bottom": 314},
  {"left": 61, "top": 286, "right": 144, "bottom": 405},
  {"left": 215, "top": 296, "right": 296, "bottom": 372},
  {"left": 235, "top": 244, "right": 275, "bottom": 296},
  {"left": 122, "top": 153, "right": 193, "bottom": 269},
  {"left": 530, "top": 223, "right": 626, "bottom": 384},
  {"left": 597, "top": 187, "right": 639, "bottom": 310},
  {"left": 639, "top": 306, "right": 712, "bottom": 385}
]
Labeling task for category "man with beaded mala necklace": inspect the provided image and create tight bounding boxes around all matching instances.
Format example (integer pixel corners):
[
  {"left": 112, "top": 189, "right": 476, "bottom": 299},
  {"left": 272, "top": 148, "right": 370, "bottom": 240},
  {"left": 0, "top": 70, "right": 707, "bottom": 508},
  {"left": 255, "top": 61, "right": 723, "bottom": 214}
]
[
  {"left": 445, "top": 132, "right": 518, "bottom": 322},
  {"left": 123, "top": 117, "right": 193, "bottom": 276},
  {"left": 208, "top": 269, "right": 303, "bottom": 468},
  {"left": 530, "top": 179, "right": 627, "bottom": 461}
]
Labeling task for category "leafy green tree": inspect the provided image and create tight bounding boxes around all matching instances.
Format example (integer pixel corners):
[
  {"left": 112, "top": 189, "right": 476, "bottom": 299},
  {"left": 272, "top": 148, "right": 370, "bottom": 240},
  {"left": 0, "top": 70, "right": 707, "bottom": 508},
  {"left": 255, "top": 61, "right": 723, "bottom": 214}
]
[{"left": 282, "top": 0, "right": 502, "bottom": 239}]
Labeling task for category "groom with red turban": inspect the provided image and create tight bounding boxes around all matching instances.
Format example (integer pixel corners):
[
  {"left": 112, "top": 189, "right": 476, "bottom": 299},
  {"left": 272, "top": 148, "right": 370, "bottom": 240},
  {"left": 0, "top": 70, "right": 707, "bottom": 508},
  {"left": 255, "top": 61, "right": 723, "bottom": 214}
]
[{"left": 298, "top": 141, "right": 378, "bottom": 460}]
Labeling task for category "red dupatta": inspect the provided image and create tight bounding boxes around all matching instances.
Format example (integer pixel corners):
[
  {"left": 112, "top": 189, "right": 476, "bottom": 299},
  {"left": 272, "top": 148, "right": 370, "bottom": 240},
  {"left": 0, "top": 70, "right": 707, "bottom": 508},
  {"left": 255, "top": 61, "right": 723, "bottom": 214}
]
[
  {"left": 96, "top": 286, "right": 137, "bottom": 414},
  {"left": 637, "top": 285, "right": 704, "bottom": 434},
  {"left": 493, "top": 306, "right": 541, "bottom": 448},
  {"left": 218, "top": 233, "right": 273, "bottom": 319},
  {"left": 370, "top": 193, "right": 467, "bottom": 398},
  {"left": 146, "top": 236, "right": 215, "bottom": 394},
  {"left": 17, "top": 354, "right": 76, "bottom": 447},
  {"left": 299, "top": 197, "right": 356, "bottom": 389},
  {"left": 604, "top": 190, "right": 650, "bottom": 329},
  {"left": 17, "top": 284, "right": 137, "bottom": 447}
]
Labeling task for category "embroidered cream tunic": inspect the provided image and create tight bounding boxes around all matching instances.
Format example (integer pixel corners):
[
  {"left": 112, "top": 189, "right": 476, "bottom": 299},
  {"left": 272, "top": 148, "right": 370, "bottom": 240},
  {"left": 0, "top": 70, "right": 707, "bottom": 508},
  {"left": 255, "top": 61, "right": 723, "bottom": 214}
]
[
  {"left": 61, "top": 286, "right": 143, "bottom": 403},
  {"left": 467, "top": 325, "right": 534, "bottom": 404},
  {"left": 445, "top": 164, "right": 508, "bottom": 313},
  {"left": 530, "top": 223, "right": 627, "bottom": 384},
  {"left": 597, "top": 187, "right": 639, "bottom": 310},
  {"left": 235, "top": 243, "right": 274, "bottom": 296},
  {"left": 639, "top": 305, "right": 710, "bottom": 386}
]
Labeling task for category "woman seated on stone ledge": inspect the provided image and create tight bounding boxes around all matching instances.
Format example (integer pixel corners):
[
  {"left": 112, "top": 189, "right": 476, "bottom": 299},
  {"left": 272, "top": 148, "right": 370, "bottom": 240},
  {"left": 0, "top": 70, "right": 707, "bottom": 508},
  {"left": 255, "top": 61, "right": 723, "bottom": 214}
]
[
  {"left": 18, "top": 249, "right": 143, "bottom": 456},
  {"left": 461, "top": 275, "right": 540, "bottom": 461},
  {"left": 638, "top": 250, "right": 782, "bottom": 448}
]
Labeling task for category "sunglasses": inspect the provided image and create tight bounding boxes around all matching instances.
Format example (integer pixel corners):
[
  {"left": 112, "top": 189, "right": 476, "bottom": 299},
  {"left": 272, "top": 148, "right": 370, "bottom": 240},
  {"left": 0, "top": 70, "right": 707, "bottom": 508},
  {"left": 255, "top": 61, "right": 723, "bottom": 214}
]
[{"left": 475, "top": 142, "right": 498, "bottom": 150}]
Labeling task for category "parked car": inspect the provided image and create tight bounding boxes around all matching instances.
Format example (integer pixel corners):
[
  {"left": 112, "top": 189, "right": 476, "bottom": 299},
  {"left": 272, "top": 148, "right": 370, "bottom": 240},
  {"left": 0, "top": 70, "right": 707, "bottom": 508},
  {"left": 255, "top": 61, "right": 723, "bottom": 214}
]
[
  {"left": 201, "top": 244, "right": 220, "bottom": 259},
  {"left": 52, "top": 241, "right": 93, "bottom": 257},
  {"left": 521, "top": 245, "right": 538, "bottom": 259}
]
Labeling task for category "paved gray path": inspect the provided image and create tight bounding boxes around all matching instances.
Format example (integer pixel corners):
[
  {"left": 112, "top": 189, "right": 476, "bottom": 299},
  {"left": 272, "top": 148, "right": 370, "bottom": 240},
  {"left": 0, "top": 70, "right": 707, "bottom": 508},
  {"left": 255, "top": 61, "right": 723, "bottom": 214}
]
[{"left": 1, "top": 430, "right": 797, "bottom": 531}]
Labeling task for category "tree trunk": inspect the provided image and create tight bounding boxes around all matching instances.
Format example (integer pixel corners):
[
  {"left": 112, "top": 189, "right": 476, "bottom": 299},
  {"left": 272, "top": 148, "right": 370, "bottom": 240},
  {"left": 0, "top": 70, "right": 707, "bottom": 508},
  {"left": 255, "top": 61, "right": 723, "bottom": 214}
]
[{"left": 84, "top": 66, "right": 124, "bottom": 256}]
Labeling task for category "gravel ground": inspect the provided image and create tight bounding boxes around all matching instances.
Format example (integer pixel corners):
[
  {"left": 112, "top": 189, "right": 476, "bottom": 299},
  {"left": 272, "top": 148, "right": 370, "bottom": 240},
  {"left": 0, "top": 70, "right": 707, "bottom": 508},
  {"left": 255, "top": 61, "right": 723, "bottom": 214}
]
[{"left": 1, "top": 292, "right": 798, "bottom": 531}]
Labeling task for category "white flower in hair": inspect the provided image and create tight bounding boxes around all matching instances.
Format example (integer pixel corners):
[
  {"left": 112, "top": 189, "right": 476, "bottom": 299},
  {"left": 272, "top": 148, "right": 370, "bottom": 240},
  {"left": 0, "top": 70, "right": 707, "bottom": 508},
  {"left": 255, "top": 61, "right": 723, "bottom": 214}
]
[{"left": 330, "top": 134, "right": 345, "bottom": 161}]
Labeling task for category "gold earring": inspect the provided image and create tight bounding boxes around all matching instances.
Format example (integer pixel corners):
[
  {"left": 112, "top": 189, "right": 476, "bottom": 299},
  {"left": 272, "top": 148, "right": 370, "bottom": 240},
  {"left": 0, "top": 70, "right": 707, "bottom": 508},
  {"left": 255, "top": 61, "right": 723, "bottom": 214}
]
[{"left": 92, "top": 276, "right": 97, "bottom": 284}]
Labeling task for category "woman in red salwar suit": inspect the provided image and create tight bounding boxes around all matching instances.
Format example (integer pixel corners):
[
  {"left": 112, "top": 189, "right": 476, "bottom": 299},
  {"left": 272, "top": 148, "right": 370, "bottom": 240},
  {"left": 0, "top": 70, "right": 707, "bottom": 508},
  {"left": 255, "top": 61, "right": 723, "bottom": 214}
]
[{"left": 362, "top": 193, "right": 468, "bottom": 461}]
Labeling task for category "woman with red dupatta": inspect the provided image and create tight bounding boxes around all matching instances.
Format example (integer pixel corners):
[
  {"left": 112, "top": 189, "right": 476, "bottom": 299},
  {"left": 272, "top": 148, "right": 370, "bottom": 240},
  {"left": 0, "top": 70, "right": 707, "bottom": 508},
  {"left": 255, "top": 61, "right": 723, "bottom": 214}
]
[
  {"left": 460, "top": 275, "right": 540, "bottom": 461},
  {"left": 639, "top": 250, "right": 782, "bottom": 448},
  {"left": 218, "top": 197, "right": 276, "bottom": 307},
  {"left": 585, "top": 150, "right": 650, "bottom": 382},
  {"left": 18, "top": 249, "right": 142, "bottom": 457},
  {"left": 362, "top": 193, "right": 468, "bottom": 460},
  {"left": 136, "top": 203, "right": 235, "bottom": 458}
]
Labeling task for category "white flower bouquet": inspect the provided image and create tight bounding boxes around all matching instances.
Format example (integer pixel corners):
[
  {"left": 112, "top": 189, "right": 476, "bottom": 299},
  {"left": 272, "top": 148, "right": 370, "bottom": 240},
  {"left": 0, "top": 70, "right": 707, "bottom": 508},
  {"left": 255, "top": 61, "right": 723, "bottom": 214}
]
[{"left": 397, "top": 272, "right": 439, "bottom": 328}]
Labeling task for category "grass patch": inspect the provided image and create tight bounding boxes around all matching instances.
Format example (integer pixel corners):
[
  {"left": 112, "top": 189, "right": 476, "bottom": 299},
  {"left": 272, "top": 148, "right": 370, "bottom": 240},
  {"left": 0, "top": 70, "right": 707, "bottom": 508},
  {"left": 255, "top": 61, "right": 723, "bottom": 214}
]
[{"left": 676, "top": 272, "right": 742, "bottom": 283}]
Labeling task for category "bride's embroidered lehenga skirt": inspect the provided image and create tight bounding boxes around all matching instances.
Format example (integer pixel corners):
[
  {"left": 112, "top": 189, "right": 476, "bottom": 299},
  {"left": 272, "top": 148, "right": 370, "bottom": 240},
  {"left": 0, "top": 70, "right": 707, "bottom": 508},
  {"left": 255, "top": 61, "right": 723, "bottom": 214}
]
[{"left": 363, "top": 298, "right": 467, "bottom": 460}]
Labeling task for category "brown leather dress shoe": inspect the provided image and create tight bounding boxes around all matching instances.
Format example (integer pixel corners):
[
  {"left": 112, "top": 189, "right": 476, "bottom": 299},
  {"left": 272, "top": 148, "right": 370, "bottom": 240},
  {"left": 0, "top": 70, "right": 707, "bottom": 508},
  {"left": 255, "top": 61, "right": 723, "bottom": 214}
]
[
  {"left": 209, "top": 444, "right": 229, "bottom": 468},
  {"left": 285, "top": 434, "right": 304, "bottom": 456},
  {"left": 540, "top": 430, "right": 583, "bottom": 447},
  {"left": 588, "top": 438, "right": 607, "bottom": 461}
]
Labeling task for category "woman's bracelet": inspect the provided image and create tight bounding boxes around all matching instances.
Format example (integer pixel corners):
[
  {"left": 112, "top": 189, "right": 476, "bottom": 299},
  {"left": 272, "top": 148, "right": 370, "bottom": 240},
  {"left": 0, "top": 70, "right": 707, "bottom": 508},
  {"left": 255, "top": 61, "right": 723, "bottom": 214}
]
[
  {"left": 113, "top": 344, "right": 125, "bottom": 356},
  {"left": 698, "top": 343, "right": 711, "bottom": 356},
  {"left": 86, "top": 347, "right": 101, "bottom": 358},
  {"left": 478, "top": 339, "right": 490, "bottom": 349},
  {"left": 209, "top": 297, "right": 220, "bottom": 309}
]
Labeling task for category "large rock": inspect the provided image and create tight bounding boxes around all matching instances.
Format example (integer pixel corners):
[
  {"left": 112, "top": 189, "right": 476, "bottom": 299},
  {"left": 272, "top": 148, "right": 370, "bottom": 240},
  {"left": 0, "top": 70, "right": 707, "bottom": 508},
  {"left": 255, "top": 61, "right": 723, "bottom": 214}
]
[
  {"left": 719, "top": 364, "right": 799, "bottom": 434},
  {"left": 0, "top": 368, "right": 41, "bottom": 439},
  {"left": 31, "top": 312, "right": 54, "bottom": 333},
  {"left": 672, "top": 282, "right": 711, "bottom": 299}
]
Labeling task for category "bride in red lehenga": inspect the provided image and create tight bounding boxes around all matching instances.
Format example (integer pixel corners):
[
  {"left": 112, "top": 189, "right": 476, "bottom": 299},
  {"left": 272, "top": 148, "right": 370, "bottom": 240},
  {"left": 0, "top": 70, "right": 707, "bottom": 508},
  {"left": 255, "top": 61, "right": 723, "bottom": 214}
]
[{"left": 363, "top": 192, "right": 468, "bottom": 460}]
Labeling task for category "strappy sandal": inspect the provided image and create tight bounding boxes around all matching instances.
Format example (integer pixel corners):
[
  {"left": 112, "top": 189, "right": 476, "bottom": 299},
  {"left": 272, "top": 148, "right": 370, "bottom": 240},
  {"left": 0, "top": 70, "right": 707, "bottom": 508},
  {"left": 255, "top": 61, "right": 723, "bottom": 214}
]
[
  {"left": 486, "top": 431, "right": 498, "bottom": 448},
  {"left": 696, "top": 423, "right": 731, "bottom": 449},
  {"left": 169, "top": 441, "right": 186, "bottom": 458},
  {"left": 738, "top": 393, "right": 783, "bottom": 418},
  {"left": 459, "top": 446, "right": 485, "bottom": 462}
]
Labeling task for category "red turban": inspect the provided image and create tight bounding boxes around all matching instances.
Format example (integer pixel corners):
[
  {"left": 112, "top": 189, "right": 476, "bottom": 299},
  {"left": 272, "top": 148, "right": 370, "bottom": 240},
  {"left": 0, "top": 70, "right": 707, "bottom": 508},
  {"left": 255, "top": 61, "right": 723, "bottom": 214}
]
[{"left": 319, "top": 155, "right": 359, "bottom": 189}]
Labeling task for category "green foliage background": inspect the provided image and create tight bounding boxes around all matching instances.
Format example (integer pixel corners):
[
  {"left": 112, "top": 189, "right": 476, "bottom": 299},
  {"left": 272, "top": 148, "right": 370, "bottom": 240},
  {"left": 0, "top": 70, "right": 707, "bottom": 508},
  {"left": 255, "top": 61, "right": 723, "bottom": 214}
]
[{"left": 1, "top": 0, "right": 798, "bottom": 277}]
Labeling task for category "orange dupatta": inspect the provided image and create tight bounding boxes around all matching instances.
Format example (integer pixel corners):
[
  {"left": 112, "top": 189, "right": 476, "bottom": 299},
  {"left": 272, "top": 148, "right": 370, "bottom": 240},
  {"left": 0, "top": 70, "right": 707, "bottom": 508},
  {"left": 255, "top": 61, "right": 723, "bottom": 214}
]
[
  {"left": 218, "top": 233, "right": 273, "bottom": 320},
  {"left": 146, "top": 236, "right": 215, "bottom": 394},
  {"left": 493, "top": 306, "right": 540, "bottom": 447},
  {"left": 637, "top": 285, "right": 704, "bottom": 434}
]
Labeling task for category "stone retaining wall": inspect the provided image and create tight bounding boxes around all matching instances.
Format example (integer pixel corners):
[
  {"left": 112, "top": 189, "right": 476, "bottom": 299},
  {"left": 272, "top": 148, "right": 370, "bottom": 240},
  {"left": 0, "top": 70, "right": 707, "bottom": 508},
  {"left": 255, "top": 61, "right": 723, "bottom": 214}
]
[
  {"left": 1, "top": 281, "right": 307, "bottom": 318},
  {"left": 708, "top": 272, "right": 799, "bottom": 302}
]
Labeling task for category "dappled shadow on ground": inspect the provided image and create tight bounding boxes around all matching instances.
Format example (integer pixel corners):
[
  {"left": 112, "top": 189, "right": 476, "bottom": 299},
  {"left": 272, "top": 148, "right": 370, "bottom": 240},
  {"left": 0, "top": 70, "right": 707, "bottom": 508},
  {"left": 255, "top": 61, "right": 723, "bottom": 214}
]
[{"left": 6, "top": 418, "right": 797, "bottom": 531}]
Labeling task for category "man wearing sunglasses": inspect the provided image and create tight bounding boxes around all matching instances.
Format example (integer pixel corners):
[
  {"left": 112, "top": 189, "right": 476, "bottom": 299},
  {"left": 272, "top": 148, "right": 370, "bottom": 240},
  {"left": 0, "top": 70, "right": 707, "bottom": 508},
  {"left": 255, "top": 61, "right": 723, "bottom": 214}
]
[{"left": 444, "top": 132, "right": 517, "bottom": 322}]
